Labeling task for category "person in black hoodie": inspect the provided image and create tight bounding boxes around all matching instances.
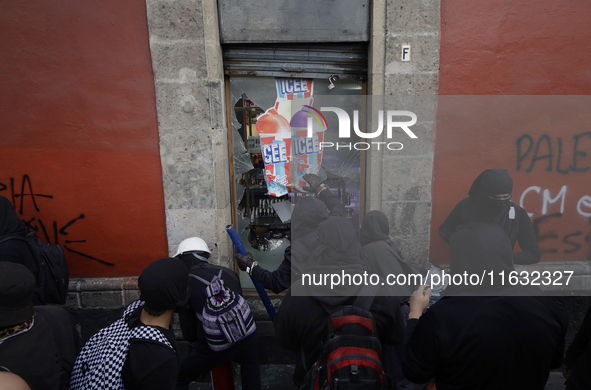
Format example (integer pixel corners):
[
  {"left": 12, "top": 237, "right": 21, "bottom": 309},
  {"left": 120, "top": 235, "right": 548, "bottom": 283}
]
[
  {"left": 175, "top": 237, "right": 260, "bottom": 390},
  {"left": 360, "top": 210, "right": 414, "bottom": 390},
  {"left": 360, "top": 210, "right": 413, "bottom": 297},
  {"left": 235, "top": 173, "right": 346, "bottom": 293},
  {"left": 275, "top": 217, "right": 404, "bottom": 388},
  {"left": 402, "top": 223, "right": 567, "bottom": 390},
  {"left": 0, "top": 261, "right": 76, "bottom": 390},
  {"left": 0, "top": 195, "right": 41, "bottom": 304},
  {"left": 563, "top": 303, "right": 591, "bottom": 389},
  {"left": 439, "top": 169, "right": 541, "bottom": 265}
]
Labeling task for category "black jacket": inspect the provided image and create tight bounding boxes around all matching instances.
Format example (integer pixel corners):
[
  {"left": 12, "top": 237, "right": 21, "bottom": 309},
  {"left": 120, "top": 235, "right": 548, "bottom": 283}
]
[
  {"left": 121, "top": 305, "right": 179, "bottom": 390},
  {"left": 360, "top": 210, "right": 413, "bottom": 297},
  {"left": 177, "top": 257, "right": 244, "bottom": 352},
  {"left": 0, "top": 305, "right": 76, "bottom": 390},
  {"left": 291, "top": 190, "right": 346, "bottom": 273},
  {"left": 251, "top": 245, "right": 292, "bottom": 294},
  {"left": 275, "top": 216, "right": 404, "bottom": 387},
  {"left": 252, "top": 189, "right": 346, "bottom": 293},
  {"left": 401, "top": 296, "right": 567, "bottom": 390},
  {"left": 439, "top": 169, "right": 540, "bottom": 265},
  {"left": 0, "top": 195, "right": 41, "bottom": 304},
  {"left": 564, "top": 304, "right": 591, "bottom": 389},
  {"left": 275, "top": 288, "right": 404, "bottom": 387},
  {"left": 403, "top": 222, "right": 567, "bottom": 389}
]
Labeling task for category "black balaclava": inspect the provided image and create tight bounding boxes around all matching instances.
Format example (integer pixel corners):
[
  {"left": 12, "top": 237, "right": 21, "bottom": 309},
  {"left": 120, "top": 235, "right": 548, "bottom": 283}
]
[
  {"left": 291, "top": 196, "right": 329, "bottom": 241},
  {"left": 138, "top": 257, "right": 189, "bottom": 311},
  {"left": 310, "top": 217, "right": 360, "bottom": 266},
  {"left": 0, "top": 195, "right": 27, "bottom": 237},
  {"left": 468, "top": 169, "right": 513, "bottom": 215},
  {"left": 360, "top": 210, "right": 390, "bottom": 246},
  {"left": 445, "top": 222, "right": 515, "bottom": 296}
]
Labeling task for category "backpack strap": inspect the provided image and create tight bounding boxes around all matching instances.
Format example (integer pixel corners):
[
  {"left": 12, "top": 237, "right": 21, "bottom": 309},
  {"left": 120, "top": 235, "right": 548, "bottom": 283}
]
[
  {"left": 189, "top": 269, "right": 223, "bottom": 285},
  {"left": 0, "top": 234, "right": 27, "bottom": 245}
]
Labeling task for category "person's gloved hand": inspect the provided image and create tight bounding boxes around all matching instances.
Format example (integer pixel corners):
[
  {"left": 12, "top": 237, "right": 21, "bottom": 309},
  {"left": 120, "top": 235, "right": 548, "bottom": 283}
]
[
  {"left": 303, "top": 173, "right": 327, "bottom": 194},
  {"left": 236, "top": 252, "right": 254, "bottom": 272}
]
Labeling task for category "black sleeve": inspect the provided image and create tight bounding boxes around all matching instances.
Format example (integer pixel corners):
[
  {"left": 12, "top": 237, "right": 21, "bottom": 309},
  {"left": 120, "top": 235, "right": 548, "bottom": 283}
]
[
  {"left": 318, "top": 189, "right": 346, "bottom": 218},
  {"left": 178, "top": 305, "right": 200, "bottom": 344},
  {"left": 251, "top": 250, "right": 292, "bottom": 294},
  {"left": 220, "top": 267, "right": 243, "bottom": 295},
  {"left": 439, "top": 202, "right": 464, "bottom": 245},
  {"left": 512, "top": 209, "right": 541, "bottom": 265},
  {"left": 372, "top": 297, "right": 405, "bottom": 347},
  {"left": 133, "top": 358, "right": 177, "bottom": 390},
  {"left": 35, "top": 306, "right": 77, "bottom": 390},
  {"left": 122, "top": 342, "right": 178, "bottom": 390},
  {"left": 564, "top": 304, "right": 591, "bottom": 368},
  {"left": 273, "top": 289, "right": 299, "bottom": 351},
  {"left": 400, "top": 315, "right": 442, "bottom": 384}
]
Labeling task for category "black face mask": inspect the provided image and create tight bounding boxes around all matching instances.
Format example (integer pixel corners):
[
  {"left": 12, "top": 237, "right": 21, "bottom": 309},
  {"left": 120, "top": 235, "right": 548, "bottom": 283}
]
[{"left": 483, "top": 196, "right": 511, "bottom": 211}]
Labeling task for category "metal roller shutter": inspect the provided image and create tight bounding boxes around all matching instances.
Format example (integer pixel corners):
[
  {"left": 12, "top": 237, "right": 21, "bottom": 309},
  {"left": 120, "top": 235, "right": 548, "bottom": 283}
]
[{"left": 222, "top": 43, "right": 368, "bottom": 80}]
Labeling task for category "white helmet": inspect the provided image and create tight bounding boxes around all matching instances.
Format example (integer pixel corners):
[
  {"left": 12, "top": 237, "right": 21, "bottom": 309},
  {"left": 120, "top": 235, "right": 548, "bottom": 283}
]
[{"left": 174, "top": 237, "right": 211, "bottom": 257}]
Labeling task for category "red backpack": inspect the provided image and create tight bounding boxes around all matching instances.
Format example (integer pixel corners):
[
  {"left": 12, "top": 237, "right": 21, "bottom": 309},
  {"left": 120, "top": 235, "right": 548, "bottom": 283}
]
[{"left": 301, "top": 295, "right": 393, "bottom": 390}]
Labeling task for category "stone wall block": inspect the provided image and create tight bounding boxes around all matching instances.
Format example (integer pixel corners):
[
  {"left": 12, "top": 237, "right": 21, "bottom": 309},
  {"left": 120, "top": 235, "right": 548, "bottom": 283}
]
[
  {"left": 150, "top": 42, "right": 207, "bottom": 81},
  {"left": 386, "top": 0, "right": 440, "bottom": 34},
  {"left": 382, "top": 200, "right": 432, "bottom": 239},
  {"left": 81, "top": 291, "right": 122, "bottom": 308},
  {"left": 381, "top": 157, "right": 433, "bottom": 202},
  {"left": 385, "top": 73, "right": 439, "bottom": 95},
  {"left": 153, "top": 81, "right": 212, "bottom": 130},
  {"left": 165, "top": 208, "right": 218, "bottom": 256},
  {"left": 390, "top": 232, "right": 431, "bottom": 261},
  {"left": 146, "top": 0, "right": 205, "bottom": 41},
  {"left": 385, "top": 35, "right": 440, "bottom": 75},
  {"left": 159, "top": 129, "right": 216, "bottom": 209}
]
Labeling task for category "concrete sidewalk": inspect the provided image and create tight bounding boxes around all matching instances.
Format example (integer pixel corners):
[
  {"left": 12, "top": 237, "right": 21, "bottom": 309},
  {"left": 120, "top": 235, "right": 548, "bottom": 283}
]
[{"left": 189, "top": 366, "right": 566, "bottom": 390}]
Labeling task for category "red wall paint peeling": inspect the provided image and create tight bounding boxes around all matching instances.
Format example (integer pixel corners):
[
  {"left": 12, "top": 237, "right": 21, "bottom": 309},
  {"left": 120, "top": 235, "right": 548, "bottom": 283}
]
[
  {"left": 0, "top": 1, "right": 168, "bottom": 277},
  {"left": 432, "top": 0, "right": 591, "bottom": 264}
]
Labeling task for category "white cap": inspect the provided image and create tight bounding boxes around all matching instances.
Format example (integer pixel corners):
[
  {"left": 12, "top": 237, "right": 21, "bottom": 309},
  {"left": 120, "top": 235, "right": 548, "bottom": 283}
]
[{"left": 174, "top": 237, "right": 211, "bottom": 257}]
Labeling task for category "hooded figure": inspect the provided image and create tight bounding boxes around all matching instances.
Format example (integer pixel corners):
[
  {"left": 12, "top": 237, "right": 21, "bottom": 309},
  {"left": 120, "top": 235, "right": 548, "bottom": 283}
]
[
  {"left": 401, "top": 223, "right": 567, "bottom": 390},
  {"left": 275, "top": 217, "right": 404, "bottom": 388},
  {"left": 360, "top": 210, "right": 412, "bottom": 297},
  {"left": 439, "top": 169, "right": 541, "bottom": 265},
  {"left": 290, "top": 188, "right": 346, "bottom": 275},
  {"left": 0, "top": 195, "right": 40, "bottom": 304},
  {"left": 175, "top": 238, "right": 261, "bottom": 390},
  {"left": 0, "top": 262, "right": 76, "bottom": 390}
]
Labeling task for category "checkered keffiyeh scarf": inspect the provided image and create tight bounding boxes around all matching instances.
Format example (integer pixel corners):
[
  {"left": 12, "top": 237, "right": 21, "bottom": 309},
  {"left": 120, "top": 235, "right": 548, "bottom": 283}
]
[{"left": 69, "top": 300, "right": 174, "bottom": 390}]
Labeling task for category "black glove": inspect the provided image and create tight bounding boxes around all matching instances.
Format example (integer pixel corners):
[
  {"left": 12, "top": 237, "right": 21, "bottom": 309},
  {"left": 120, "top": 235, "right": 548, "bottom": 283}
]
[
  {"left": 235, "top": 252, "right": 254, "bottom": 272},
  {"left": 303, "top": 173, "right": 325, "bottom": 194}
]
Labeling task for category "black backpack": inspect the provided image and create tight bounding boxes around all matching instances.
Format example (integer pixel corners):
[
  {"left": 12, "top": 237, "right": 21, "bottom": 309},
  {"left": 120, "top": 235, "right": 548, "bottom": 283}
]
[
  {"left": 301, "top": 295, "right": 393, "bottom": 390},
  {"left": 0, "top": 232, "right": 69, "bottom": 304}
]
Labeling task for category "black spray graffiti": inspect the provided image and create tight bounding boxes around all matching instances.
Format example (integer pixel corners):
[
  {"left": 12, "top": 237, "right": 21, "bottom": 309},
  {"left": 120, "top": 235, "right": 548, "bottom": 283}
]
[
  {"left": 516, "top": 131, "right": 591, "bottom": 173},
  {"left": 0, "top": 175, "right": 114, "bottom": 266},
  {"left": 516, "top": 133, "right": 591, "bottom": 259}
]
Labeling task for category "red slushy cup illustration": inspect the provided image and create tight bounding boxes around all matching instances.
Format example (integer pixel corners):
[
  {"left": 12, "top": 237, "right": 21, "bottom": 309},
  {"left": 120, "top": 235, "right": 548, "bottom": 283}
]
[
  {"left": 257, "top": 108, "right": 292, "bottom": 197},
  {"left": 290, "top": 106, "right": 328, "bottom": 192}
]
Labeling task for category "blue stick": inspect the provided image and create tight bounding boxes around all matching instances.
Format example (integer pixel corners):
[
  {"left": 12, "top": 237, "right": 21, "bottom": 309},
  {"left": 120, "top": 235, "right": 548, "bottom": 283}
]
[{"left": 226, "top": 225, "right": 277, "bottom": 320}]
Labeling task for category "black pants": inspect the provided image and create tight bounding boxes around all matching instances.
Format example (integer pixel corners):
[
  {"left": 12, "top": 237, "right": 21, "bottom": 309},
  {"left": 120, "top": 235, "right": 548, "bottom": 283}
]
[{"left": 176, "top": 333, "right": 261, "bottom": 390}]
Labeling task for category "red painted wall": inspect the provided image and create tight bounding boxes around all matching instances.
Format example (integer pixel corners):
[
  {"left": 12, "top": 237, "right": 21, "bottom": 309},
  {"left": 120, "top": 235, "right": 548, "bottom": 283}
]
[
  {"left": 432, "top": 0, "right": 591, "bottom": 264},
  {"left": 0, "top": 1, "right": 168, "bottom": 277}
]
